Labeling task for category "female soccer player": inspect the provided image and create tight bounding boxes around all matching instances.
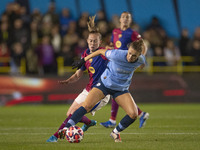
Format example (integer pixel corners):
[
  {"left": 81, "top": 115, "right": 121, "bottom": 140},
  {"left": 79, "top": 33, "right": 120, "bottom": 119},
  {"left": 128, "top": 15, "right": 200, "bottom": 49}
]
[
  {"left": 59, "top": 39, "right": 147, "bottom": 142},
  {"left": 46, "top": 16, "right": 110, "bottom": 142},
  {"left": 100, "top": 11, "right": 149, "bottom": 128}
]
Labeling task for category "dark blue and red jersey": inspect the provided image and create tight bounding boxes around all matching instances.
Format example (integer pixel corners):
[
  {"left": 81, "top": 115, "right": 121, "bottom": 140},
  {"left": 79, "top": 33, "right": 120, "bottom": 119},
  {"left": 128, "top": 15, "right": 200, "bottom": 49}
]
[
  {"left": 80, "top": 48, "right": 108, "bottom": 92},
  {"left": 111, "top": 28, "right": 141, "bottom": 50}
]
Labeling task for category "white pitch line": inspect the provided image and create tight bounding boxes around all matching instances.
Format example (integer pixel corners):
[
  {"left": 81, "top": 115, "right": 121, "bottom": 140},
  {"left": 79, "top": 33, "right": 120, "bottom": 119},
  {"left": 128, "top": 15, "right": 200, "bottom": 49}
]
[
  {"left": 0, "top": 132, "right": 199, "bottom": 135},
  {"left": 0, "top": 125, "right": 199, "bottom": 130}
]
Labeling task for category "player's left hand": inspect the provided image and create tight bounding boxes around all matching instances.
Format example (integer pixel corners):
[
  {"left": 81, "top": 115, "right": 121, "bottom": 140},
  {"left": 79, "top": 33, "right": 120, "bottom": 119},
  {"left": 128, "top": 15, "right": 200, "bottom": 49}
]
[{"left": 72, "top": 58, "right": 85, "bottom": 69}]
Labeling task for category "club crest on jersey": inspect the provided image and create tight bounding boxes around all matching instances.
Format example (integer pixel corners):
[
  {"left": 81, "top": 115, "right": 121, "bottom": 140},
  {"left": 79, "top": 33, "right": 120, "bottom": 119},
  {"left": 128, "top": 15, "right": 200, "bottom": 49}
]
[
  {"left": 116, "top": 40, "right": 122, "bottom": 48},
  {"left": 89, "top": 66, "right": 95, "bottom": 74}
]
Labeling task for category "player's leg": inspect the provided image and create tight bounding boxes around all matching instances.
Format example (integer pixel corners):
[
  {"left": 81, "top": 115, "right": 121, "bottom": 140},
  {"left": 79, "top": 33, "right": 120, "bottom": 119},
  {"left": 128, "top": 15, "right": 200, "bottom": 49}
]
[
  {"left": 82, "top": 94, "right": 111, "bottom": 131},
  {"left": 46, "top": 102, "right": 77, "bottom": 142},
  {"left": 57, "top": 99, "right": 97, "bottom": 138},
  {"left": 46, "top": 112, "right": 72, "bottom": 142},
  {"left": 47, "top": 89, "right": 94, "bottom": 142},
  {"left": 58, "top": 89, "right": 96, "bottom": 132},
  {"left": 58, "top": 81, "right": 109, "bottom": 138},
  {"left": 67, "top": 100, "right": 81, "bottom": 116},
  {"left": 110, "top": 92, "right": 138, "bottom": 142},
  {"left": 100, "top": 99, "right": 118, "bottom": 128},
  {"left": 67, "top": 101, "right": 95, "bottom": 132},
  {"left": 69, "top": 90, "right": 96, "bottom": 130},
  {"left": 100, "top": 101, "right": 149, "bottom": 128},
  {"left": 90, "top": 94, "right": 111, "bottom": 115},
  {"left": 59, "top": 87, "right": 105, "bottom": 137}
]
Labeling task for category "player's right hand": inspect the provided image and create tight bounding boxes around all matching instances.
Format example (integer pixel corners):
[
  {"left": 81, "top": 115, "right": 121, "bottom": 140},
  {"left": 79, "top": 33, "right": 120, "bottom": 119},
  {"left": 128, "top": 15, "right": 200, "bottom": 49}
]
[{"left": 72, "top": 58, "right": 85, "bottom": 69}]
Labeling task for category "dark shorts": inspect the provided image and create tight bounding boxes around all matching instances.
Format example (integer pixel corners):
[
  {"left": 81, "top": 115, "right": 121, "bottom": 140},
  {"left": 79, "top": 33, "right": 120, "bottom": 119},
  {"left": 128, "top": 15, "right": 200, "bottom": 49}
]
[{"left": 93, "top": 79, "right": 129, "bottom": 99}]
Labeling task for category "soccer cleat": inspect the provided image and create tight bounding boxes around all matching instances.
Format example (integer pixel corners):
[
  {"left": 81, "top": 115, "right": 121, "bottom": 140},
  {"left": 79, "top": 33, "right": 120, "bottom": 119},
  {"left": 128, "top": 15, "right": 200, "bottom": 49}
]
[
  {"left": 81, "top": 120, "right": 97, "bottom": 132},
  {"left": 139, "top": 112, "right": 149, "bottom": 128},
  {"left": 100, "top": 121, "right": 116, "bottom": 128},
  {"left": 46, "top": 135, "right": 58, "bottom": 142},
  {"left": 58, "top": 128, "right": 67, "bottom": 139},
  {"left": 110, "top": 131, "right": 122, "bottom": 142}
]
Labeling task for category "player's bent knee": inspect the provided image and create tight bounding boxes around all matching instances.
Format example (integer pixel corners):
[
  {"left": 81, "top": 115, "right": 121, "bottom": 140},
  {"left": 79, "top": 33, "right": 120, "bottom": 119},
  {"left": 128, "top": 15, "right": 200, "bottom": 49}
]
[
  {"left": 127, "top": 111, "right": 138, "bottom": 119},
  {"left": 66, "top": 110, "right": 73, "bottom": 116},
  {"left": 82, "top": 104, "right": 93, "bottom": 112}
]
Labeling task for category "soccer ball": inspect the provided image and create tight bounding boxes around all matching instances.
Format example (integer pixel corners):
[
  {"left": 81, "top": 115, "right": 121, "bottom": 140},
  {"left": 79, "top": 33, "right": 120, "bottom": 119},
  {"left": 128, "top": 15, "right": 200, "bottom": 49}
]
[{"left": 65, "top": 126, "right": 84, "bottom": 143}]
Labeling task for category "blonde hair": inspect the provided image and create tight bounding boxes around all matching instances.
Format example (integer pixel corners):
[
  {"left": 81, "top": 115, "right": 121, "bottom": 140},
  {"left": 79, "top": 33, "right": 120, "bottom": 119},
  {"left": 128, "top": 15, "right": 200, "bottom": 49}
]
[{"left": 87, "top": 15, "right": 102, "bottom": 39}]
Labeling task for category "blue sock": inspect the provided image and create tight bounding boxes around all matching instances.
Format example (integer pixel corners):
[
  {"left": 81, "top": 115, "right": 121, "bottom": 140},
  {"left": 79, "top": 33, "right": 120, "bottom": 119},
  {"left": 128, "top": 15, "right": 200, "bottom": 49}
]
[
  {"left": 65, "top": 106, "right": 87, "bottom": 128},
  {"left": 116, "top": 115, "right": 136, "bottom": 132}
]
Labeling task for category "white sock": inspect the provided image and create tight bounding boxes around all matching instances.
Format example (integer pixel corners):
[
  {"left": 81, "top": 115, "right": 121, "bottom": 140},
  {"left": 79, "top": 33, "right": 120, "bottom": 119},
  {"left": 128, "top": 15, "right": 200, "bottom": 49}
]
[
  {"left": 109, "top": 119, "right": 116, "bottom": 124},
  {"left": 113, "top": 128, "right": 120, "bottom": 134},
  {"left": 63, "top": 127, "right": 68, "bottom": 130}
]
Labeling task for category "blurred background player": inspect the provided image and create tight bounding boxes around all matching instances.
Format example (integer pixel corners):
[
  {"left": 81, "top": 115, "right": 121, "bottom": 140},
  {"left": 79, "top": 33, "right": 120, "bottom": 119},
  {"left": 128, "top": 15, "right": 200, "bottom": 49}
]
[
  {"left": 59, "top": 39, "right": 147, "bottom": 142},
  {"left": 46, "top": 16, "right": 110, "bottom": 142},
  {"left": 100, "top": 12, "right": 149, "bottom": 128}
]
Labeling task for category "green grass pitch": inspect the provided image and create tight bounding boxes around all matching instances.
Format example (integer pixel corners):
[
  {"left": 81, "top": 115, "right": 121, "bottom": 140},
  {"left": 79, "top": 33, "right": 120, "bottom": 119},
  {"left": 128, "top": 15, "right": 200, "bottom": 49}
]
[{"left": 0, "top": 103, "right": 200, "bottom": 150}]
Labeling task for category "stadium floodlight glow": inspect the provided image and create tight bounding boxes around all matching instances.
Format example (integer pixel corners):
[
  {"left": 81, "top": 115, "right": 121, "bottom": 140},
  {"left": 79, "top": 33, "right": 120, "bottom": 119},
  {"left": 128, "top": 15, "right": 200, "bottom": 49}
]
[{"left": 13, "top": 78, "right": 45, "bottom": 88}]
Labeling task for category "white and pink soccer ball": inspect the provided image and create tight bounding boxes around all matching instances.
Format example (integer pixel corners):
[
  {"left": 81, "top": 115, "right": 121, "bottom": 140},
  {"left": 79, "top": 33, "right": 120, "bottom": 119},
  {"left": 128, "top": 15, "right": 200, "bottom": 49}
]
[{"left": 65, "top": 126, "right": 84, "bottom": 143}]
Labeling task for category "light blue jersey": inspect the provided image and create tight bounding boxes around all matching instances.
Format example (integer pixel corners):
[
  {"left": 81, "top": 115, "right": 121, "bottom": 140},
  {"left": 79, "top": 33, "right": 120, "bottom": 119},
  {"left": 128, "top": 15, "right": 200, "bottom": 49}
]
[{"left": 100, "top": 50, "right": 146, "bottom": 91}]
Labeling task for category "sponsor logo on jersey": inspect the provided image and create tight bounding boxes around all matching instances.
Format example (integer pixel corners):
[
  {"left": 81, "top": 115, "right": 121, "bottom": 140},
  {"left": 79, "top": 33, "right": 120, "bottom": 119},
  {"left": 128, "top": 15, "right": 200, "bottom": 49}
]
[
  {"left": 116, "top": 68, "right": 132, "bottom": 74},
  {"left": 89, "top": 66, "right": 95, "bottom": 74},
  {"left": 118, "top": 34, "right": 122, "bottom": 38}
]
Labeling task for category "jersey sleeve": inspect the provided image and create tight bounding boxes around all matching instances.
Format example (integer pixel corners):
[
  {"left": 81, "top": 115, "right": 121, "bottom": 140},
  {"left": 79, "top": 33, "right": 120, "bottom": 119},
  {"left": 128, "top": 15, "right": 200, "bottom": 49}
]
[
  {"left": 105, "top": 50, "right": 114, "bottom": 60},
  {"left": 139, "top": 55, "right": 147, "bottom": 65},
  {"left": 105, "top": 49, "right": 122, "bottom": 61},
  {"left": 131, "top": 31, "right": 141, "bottom": 41}
]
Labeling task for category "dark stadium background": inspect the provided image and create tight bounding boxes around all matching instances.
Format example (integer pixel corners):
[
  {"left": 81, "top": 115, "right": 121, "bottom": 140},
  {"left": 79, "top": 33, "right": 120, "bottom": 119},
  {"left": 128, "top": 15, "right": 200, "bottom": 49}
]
[{"left": 0, "top": 0, "right": 200, "bottom": 106}]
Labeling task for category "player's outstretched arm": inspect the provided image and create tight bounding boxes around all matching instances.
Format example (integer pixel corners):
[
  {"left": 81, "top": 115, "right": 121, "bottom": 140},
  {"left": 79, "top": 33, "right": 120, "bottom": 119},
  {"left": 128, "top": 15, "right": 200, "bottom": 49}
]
[
  {"left": 58, "top": 69, "right": 84, "bottom": 84},
  {"left": 72, "top": 49, "right": 107, "bottom": 70},
  {"left": 84, "top": 49, "right": 107, "bottom": 61}
]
